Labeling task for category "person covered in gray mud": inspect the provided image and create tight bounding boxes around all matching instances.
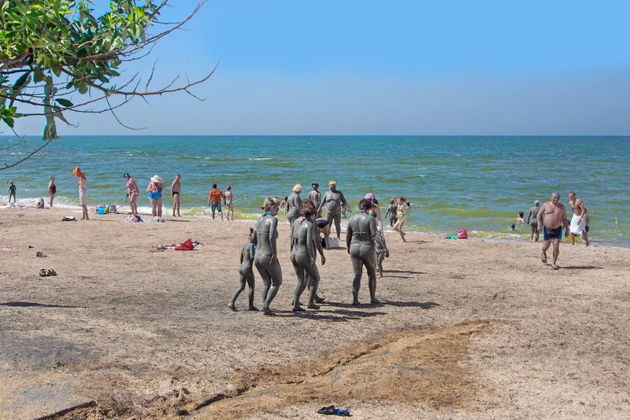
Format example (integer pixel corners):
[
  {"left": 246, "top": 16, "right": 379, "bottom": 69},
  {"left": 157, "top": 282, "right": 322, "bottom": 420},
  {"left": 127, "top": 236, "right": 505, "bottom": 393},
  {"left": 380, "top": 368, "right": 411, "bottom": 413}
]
[
  {"left": 286, "top": 184, "right": 303, "bottom": 227},
  {"left": 253, "top": 197, "right": 283, "bottom": 315},
  {"left": 228, "top": 228, "right": 258, "bottom": 312},
  {"left": 385, "top": 199, "right": 398, "bottom": 227},
  {"left": 290, "top": 201, "right": 326, "bottom": 312},
  {"left": 346, "top": 199, "right": 379, "bottom": 305},
  {"left": 374, "top": 226, "right": 390, "bottom": 277},
  {"left": 308, "top": 182, "right": 321, "bottom": 214},
  {"left": 317, "top": 180, "right": 348, "bottom": 240},
  {"left": 526, "top": 200, "right": 541, "bottom": 241}
]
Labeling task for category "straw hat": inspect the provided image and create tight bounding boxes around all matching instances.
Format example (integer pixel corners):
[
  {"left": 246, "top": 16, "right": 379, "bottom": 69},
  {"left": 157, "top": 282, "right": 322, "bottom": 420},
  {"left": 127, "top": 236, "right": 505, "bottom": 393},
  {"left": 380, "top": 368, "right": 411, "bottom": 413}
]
[{"left": 328, "top": 180, "right": 337, "bottom": 186}]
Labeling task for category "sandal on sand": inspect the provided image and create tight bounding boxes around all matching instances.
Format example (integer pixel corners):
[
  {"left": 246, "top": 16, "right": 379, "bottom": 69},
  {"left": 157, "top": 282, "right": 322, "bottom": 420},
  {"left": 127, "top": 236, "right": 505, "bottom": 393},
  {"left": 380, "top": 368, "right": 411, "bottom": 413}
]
[
  {"left": 47, "top": 269, "right": 57, "bottom": 276},
  {"left": 551, "top": 264, "right": 559, "bottom": 270}
]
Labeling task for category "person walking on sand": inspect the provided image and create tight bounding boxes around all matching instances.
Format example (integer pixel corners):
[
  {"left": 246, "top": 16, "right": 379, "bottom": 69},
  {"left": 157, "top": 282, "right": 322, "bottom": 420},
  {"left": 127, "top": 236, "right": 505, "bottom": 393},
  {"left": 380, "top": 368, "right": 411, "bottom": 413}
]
[
  {"left": 208, "top": 184, "right": 224, "bottom": 220},
  {"left": 123, "top": 173, "right": 139, "bottom": 215},
  {"left": 253, "top": 197, "right": 283, "bottom": 316},
  {"left": 7, "top": 180, "right": 16, "bottom": 204},
  {"left": 568, "top": 191, "right": 589, "bottom": 246},
  {"left": 225, "top": 186, "right": 234, "bottom": 221},
  {"left": 146, "top": 175, "right": 164, "bottom": 219},
  {"left": 171, "top": 174, "right": 182, "bottom": 217},
  {"left": 385, "top": 199, "right": 398, "bottom": 228},
  {"left": 537, "top": 192, "right": 571, "bottom": 270},
  {"left": 317, "top": 180, "right": 348, "bottom": 240},
  {"left": 526, "top": 200, "right": 541, "bottom": 241},
  {"left": 47, "top": 177, "right": 56, "bottom": 207},
  {"left": 228, "top": 227, "right": 258, "bottom": 311},
  {"left": 72, "top": 167, "right": 89, "bottom": 220},
  {"left": 347, "top": 199, "right": 379, "bottom": 305},
  {"left": 286, "top": 184, "right": 303, "bottom": 228},
  {"left": 392, "top": 196, "right": 409, "bottom": 242}
]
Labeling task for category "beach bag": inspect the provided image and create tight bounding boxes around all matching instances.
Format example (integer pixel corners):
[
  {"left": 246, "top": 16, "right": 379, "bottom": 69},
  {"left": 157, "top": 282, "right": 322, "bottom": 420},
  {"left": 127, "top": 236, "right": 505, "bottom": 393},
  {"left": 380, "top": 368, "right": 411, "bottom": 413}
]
[
  {"left": 456, "top": 228, "right": 468, "bottom": 239},
  {"left": 96, "top": 206, "right": 107, "bottom": 215}
]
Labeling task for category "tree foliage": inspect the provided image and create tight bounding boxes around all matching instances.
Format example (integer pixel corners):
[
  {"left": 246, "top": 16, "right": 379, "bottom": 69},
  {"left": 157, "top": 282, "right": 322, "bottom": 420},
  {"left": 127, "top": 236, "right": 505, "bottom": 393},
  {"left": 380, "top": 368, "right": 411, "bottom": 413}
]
[{"left": 0, "top": 0, "right": 210, "bottom": 169}]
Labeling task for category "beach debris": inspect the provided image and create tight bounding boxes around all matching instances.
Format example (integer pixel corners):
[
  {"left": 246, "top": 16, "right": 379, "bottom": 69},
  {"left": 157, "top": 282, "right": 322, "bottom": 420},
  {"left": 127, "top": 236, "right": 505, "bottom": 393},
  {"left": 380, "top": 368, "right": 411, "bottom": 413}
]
[
  {"left": 317, "top": 405, "right": 351, "bottom": 416},
  {"left": 36, "top": 251, "right": 47, "bottom": 258},
  {"left": 39, "top": 269, "right": 57, "bottom": 277},
  {"left": 1, "top": 246, "right": 15, "bottom": 251},
  {"left": 62, "top": 216, "right": 77, "bottom": 221}
]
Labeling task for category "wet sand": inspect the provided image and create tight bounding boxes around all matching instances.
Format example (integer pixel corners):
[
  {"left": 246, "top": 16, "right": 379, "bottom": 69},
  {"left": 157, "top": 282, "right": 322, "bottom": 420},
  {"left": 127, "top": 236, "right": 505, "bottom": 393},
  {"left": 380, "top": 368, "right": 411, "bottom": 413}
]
[{"left": 0, "top": 208, "right": 629, "bottom": 419}]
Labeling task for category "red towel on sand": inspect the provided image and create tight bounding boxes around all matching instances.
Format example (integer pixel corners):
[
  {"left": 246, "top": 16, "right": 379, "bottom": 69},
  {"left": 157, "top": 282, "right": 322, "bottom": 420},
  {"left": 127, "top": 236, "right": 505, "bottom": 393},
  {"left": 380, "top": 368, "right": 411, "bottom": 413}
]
[{"left": 175, "top": 238, "right": 195, "bottom": 251}]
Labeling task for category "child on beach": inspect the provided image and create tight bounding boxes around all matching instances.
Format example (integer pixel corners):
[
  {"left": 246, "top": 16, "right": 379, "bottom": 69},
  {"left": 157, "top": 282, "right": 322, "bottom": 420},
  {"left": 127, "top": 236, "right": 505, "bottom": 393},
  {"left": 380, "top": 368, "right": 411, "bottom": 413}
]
[
  {"left": 228, "top": 228, "right": 258, "bottom": 311},
  {"left": 511, "top": 211, "right": 525, "bottom": 231},
  {"left": 375, "top": 227, "right": 390, "bottom": 277}
]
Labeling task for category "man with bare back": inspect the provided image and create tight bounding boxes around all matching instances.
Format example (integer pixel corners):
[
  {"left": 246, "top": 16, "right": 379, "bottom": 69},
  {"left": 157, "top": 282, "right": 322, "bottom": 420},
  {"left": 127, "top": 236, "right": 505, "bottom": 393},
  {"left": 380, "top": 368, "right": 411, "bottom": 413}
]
[
  {"left": 537, "top": 192, "right": 571, "bottom": 270},
  {"left": 568, "top": 191, "right": 589, "bottom": 246}
]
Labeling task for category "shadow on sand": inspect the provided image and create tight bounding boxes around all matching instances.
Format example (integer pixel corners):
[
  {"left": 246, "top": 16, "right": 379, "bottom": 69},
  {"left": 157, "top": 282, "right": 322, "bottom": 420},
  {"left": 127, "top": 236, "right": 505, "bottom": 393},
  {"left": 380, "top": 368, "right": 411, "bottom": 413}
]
[{"left": 0, "top": 301, "right": 83, "bottom": 309}]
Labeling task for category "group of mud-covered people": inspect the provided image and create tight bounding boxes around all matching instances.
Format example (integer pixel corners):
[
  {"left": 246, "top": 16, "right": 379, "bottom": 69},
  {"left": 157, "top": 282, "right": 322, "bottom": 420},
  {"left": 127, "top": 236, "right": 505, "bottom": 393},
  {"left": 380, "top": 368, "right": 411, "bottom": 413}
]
[{"left": 229, "top": 180, "right": 410, "bottom": 316}]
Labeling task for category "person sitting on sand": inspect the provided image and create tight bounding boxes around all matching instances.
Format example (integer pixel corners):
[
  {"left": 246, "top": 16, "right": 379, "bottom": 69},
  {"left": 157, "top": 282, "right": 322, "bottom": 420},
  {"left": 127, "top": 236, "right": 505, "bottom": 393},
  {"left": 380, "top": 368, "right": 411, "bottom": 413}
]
[
  {"left": 36, "top": 198, "right": 45, "bottom": 209},
  {"left": 171, "top": 174, "right": 182, "bottom": 217},
  {"left": 146, "top": 175, "right": 164, "bottom": 219},
  {"left": 72, "top": 167, "right": 89, "bottom": 220},
  {"left": 392, "top": 196, "right": 408, "bottom": 242},
  {"left": 124, "top": 173, "right": 139, "bottom": 215},
  {"left": 228, "top": 228, "right": 258, "bottom": 312},
  {"left": 48, "top": 177, "right": 56, "bottom": 207}
]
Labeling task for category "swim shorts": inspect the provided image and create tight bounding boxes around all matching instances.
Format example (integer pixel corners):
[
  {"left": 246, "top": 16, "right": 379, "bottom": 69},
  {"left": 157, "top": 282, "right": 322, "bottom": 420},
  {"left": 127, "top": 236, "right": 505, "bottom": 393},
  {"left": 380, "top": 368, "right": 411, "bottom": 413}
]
[
  {"left": 543, "top": 226, "right": 562, "bottom": 240},
  {"left": 211, "top": 202, "right": 222, "bottom": 213}
]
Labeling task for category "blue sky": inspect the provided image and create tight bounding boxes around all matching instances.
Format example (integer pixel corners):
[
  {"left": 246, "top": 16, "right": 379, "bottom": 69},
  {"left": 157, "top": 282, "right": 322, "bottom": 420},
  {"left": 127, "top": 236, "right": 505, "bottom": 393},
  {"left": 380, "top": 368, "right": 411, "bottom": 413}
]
[{"left": 16, "top": 0, "right": 630, "bottom": 135}]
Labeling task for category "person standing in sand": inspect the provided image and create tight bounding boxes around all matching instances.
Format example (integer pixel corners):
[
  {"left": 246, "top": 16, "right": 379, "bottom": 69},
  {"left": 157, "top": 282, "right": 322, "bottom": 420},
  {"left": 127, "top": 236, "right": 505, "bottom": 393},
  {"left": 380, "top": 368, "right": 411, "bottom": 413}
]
[
  {"left": 72, "top": 167, "right": 89, "bottom": 220},
  {"left": 171, "top": 174, "right": 182, "bottom": 217},
  {"left": 47, "top": 177, "right": 56, "bottom": 207},
  {"left": 253, "top": 197, "right": 283, "bottom": 316},
  {"left": 537, "top": 192, "right": 571, "bottom": 270},
  {"left": 7, "top": 180, "right": 16, "bottom": 204},
  {"left": 286, "top": 184, "right": 303, "bottom": 228},
  {"left": 208, "top": 184, "right": 224, "bottom": 220},
  {"left": 568, "top": 191, "right": 589, "bottom": 246},
  {"left": 347, "top": 199, "right": 379, "bottom": 305},
  {"left": 392, "top": 196, "right": 408, "bottom": 242},
  {"left": 526, "top": 200, "right": 541, "bottom": 241},
  {"left": 308, "top": 183, "right": 321, "bottom": 215},
  {"left": 146, "top": 175, "right": 164, "bottom": 219},
  {"left": 290, "top": 201, "right": 325, "bottom": 312},
  {"left": 385, "top": 199, "right": 398, "bottom": 228},
  {"left": 225, "top": 186, "right": 234, "bottom": 221},
  {"left": 228, "top": 227, "right": 258, "bottom": 311},
  {"left": 317, "top": 180, "right": 348, "bottom": 240},
  {"left": 124, "top": 173, "right": 139, "bottom": 215}
]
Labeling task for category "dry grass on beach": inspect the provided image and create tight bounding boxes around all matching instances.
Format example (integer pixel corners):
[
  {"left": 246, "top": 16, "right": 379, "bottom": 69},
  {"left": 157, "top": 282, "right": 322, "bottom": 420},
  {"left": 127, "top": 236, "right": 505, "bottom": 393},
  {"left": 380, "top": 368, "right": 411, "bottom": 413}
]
[{"left": 0, "top": 208, "right": 629, "bottom": 419}]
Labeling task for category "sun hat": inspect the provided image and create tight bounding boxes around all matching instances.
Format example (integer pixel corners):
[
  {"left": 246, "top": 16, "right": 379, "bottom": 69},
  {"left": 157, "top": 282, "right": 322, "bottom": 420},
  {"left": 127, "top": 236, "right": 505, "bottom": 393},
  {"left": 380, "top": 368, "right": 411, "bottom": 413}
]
[
  {"left": 328, "top": 180, "right": 337, "bottom": 186},
  {"left": 151, "top": 175, "right": 162, "bottom": 183},
  {"left": 364, "top": 192, "right": 376, "bottom": 201}
]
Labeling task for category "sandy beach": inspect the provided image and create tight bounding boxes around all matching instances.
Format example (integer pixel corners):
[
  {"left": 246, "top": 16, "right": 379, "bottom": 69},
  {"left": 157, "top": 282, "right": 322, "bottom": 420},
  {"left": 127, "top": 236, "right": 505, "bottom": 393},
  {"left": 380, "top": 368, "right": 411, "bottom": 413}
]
[{"left": 1, "top": 207, "right": 629, "bottom": 419}]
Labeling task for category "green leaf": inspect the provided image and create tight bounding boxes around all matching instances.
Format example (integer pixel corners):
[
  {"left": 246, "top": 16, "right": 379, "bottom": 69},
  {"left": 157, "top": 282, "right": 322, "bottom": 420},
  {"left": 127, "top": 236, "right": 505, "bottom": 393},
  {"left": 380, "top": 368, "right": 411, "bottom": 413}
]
[{"left": 55, "top": 98, "right": 74, "bottom": 107}]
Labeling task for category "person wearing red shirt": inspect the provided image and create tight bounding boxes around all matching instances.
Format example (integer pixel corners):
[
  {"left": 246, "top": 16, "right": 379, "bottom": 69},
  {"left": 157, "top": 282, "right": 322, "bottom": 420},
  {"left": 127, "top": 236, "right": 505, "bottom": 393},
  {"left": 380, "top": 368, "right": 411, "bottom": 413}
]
[{"left": 208, "top": 183, "right": 225, "bottom": 220}]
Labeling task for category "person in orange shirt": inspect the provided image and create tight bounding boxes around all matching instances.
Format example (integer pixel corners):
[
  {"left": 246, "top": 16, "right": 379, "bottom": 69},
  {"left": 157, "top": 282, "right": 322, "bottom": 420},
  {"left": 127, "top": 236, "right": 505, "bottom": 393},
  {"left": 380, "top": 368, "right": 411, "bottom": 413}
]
[{"left": 208, "top": 183, "right": 225, "bottom": 220}]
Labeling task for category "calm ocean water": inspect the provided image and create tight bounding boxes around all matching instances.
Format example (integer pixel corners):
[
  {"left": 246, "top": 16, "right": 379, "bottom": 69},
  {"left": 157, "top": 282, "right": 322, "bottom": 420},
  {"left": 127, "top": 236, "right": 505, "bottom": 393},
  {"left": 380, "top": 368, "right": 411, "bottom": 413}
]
[{"left": 2, "top": 135, "right": 629, "bottom": 247}]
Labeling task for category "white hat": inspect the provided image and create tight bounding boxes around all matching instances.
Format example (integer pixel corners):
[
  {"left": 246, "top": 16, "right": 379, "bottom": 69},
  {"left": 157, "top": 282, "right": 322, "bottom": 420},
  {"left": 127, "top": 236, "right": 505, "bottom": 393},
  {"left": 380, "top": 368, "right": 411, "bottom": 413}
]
[{"left": 151, "top": 175, "right": 162, "bottom": 183}]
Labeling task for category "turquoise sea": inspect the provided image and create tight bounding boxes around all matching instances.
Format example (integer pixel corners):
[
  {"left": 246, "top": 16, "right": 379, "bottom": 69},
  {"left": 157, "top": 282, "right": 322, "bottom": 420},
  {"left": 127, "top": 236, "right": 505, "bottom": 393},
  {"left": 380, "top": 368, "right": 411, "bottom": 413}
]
[{"left": 2, "top": 136, "right": 629, "bottom": 247}]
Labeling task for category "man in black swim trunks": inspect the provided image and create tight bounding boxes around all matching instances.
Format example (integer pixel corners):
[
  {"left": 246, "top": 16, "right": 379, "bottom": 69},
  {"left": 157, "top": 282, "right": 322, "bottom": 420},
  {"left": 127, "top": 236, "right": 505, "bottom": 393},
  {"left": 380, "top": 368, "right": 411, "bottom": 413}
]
[{"left": 536, "top": 192, "right": 571, "bottom": 270}]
